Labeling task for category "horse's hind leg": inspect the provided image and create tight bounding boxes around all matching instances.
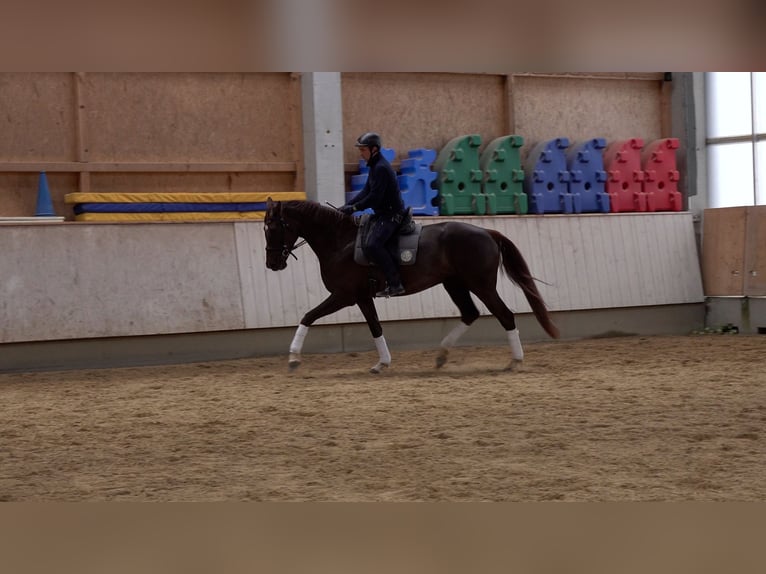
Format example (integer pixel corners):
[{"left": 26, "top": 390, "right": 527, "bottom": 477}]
[
  {"left": 437, "top": 279, "right": 481, "bottom": 368},
  {"left": 471, "top": 287, "right": 524, "bottom": 371}
]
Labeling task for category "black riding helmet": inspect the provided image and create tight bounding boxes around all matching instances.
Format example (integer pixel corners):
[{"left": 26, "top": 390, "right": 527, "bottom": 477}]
[{"left": 355, "top": 132, "right": 382, "bottom": 151}]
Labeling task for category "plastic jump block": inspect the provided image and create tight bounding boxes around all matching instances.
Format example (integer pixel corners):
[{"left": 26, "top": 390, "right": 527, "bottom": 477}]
[
  {"left": 566, "top": 138, "right": 610, "bottom": 213},
  {"left": 346, "top": 147, "right": 396, "bottom": 214},
  {"left": 398, "top": 148, "right": 439, "bottom": 215},
  {"left": 523, "top": 138, "right": 573, "bottom": 214},
  {"left": 480, "top": 135, "right": 527, "bottom": 215},
  {"left": 433, "top": 134, "right": 484, "bottom": 215},
  {"left": 642, "top": 138, "right": 682, "bottom": 212},
  {"left": 603, "top": 138, "right": 647, "bottom": 212}
]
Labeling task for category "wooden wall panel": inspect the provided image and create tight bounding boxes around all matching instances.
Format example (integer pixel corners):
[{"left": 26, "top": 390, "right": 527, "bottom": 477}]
[
  {"left": 84, "top": 73, "right": 299, "bottom": 163},
  {"left": 514, "top": 76, "right": 663, "bottom": 160},
  {"left": 88, "top": 172, "right": 297, "bottom": 194},
  {"left": 340, "top": 73, "right": 665, "bottom": 182},
  {"left": 0, "top": 73, "right": 303, "bottom": 216},
  {"left": 0, "top": 173, "right": 78, "bottom": 218},
  {"left": 236, "top": 212, "right": 703, "bottom": 332},
  {"left": 1, "top": 72, "right": 667, "bottom": 216},
  {"left": 341, "top": 73, "right": 506, "bottom": 164},
  {"left": 744, "top": 206, "right": 766, "bottom": 296},
  {"left": 0, "top": 73, "right": 76, "bottom": 162},
  {"left": 702, "top": 207, "right": 747, "bottom": 296}
]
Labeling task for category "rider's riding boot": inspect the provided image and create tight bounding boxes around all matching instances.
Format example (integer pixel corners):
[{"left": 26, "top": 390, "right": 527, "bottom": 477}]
[{"left": 376, "top": 281, "right": 405, "bottom": 298}]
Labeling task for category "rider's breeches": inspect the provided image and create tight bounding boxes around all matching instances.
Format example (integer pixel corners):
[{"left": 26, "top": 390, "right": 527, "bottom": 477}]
[{"left": 363, "top": 217, "right": 402, "bottom": 286}]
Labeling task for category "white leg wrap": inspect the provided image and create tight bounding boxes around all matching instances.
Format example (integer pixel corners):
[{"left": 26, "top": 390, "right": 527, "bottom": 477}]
[
  {"left": 440, "top": 322, "right": 470, "bottom": 349},
  {"left": 289, "top": 324, "right": 309, "bottom": 354},
  {"left": 508, "top": 328, "right": 524, "bottom": 361},
  {"left": 374, "top": 335, "right": 392, "bottom": 365}
]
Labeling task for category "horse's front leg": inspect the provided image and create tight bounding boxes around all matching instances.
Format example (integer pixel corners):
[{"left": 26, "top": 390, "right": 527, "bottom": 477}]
[
  {"left": 288, "top": 292, "right": 353, "bottom": 371},
  {"left": 356, "top": 297, "right": 390, "bottom": 374}
]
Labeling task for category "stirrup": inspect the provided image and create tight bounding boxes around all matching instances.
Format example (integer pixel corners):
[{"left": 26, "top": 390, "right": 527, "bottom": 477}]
[{"left": 375, "top": 284, "right": 405, "bottom": 298}]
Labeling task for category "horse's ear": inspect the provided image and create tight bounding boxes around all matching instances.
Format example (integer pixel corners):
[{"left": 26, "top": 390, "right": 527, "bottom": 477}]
[{"left": 266, "top": 197, "right": 274, "bottom": 210}]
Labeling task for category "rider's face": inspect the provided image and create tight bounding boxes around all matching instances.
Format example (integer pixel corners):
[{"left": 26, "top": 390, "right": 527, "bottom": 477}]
[{"left": 358, "top": 145, "right": 372, "bottom": 162}]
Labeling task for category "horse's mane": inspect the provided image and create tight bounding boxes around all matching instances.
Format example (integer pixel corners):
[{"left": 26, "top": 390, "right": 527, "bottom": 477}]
[{"left": 282, "top": 200, "right": 349, "bottom": 228}]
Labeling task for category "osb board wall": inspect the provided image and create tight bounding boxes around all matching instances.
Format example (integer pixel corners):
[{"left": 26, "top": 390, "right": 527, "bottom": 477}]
[
  {"left": 340, "top": 72, "right": 665, "bottom": 166},
  {"left": 0, "top": 72, "right": 302, "bottom": 218},
  {"left": 703, "top": 205, "right": 766, "bottom": 297},
  {"left": 0, "top": 173, "right": 78, "bottom": 219},
  {"left": 83, "top": 73, "right": 299, "bottom": 163},
  {"left": 2, "top": 72, "right": 666, "bottom": 218},
  {"left": 87, "top": 173, "right": 297, "bottom": 195},
  {"left": 341, "top": 72, "right": 507, "bottom": 164},
  {"left": 513, "top": 75, "right": 663, "bottom": 159},
  {"left": 0, "top": 73, "right": 77, "bottom": 162},
  {"left": 743, "top": 206, "right": 766, "bottom": 296},
  {"left": 702, "top": 207, "right": 747, "bottom": 296}
]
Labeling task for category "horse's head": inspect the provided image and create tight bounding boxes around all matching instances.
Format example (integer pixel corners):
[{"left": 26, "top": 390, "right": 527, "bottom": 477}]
[{"left": 264, "top": 198, "right": 302, "bottom": 271}]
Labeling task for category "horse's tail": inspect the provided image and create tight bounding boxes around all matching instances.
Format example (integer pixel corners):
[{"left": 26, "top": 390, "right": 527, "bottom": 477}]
[{"left": 489, "top": 230, "right": 560, "bottom": 339}]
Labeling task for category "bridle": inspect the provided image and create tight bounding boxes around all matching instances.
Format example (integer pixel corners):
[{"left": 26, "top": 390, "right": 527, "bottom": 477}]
[{"left": 265, "top": 210, "right": 306, "bottom": 263}]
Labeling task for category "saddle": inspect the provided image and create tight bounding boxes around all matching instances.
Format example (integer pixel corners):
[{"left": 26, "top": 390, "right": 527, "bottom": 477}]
[{"left": 353, "top": 207, "right": 422, "bottom": 266}]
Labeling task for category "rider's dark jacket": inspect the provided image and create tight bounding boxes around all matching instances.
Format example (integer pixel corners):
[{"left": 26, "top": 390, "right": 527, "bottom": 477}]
[{"left": 349, "top": 152, "right": 404, "bottom": 218}]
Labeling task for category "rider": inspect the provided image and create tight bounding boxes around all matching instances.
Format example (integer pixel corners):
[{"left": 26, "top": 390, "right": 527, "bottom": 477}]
[{"left": 340, "top": 132, "right": 406, "bottom": 298}]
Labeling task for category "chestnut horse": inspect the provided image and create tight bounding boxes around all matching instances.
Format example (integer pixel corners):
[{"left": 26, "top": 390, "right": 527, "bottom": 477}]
[{"left": 264, "top": 200, "right": 559, "bottom": 373}]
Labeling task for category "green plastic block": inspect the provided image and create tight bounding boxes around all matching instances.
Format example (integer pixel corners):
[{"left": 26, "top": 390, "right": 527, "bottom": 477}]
[
  {"left": 434, "top": 134, "right": 483, "bottom": 215},
  {"left": 480, "top": 135, "right": 527, "bottom": 214}
]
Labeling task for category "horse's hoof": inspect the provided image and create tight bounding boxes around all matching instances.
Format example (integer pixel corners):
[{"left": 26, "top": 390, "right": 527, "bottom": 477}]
[
  {"left": 288, "top": 354, "right": 301, "bottom": 371},
  {"left": 505, "top": 359, "right": 523, "bottom": 372},
  {"left": 435, "top": 350, "right": 448, "bottom": 369},
  {"left": 370, "top": 362, "right": 389, "bottom": 374}
]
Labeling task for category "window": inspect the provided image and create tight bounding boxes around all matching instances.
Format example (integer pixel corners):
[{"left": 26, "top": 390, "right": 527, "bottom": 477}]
[{"left": 706, "top": 72, "right": 766, "bottom": 207}]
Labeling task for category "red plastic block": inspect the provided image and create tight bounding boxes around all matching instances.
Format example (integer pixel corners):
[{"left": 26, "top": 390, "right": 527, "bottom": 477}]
[
  {"left": 603, "top": 138, "right": 647, "bottom": 212},
  {"left": 642, "top": 138, "right": 682, "bottom": 212}
]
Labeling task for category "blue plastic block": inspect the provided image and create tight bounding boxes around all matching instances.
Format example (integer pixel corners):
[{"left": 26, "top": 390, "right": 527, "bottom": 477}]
[
  {"left": 398, "top": 148, "right": 439, "bottom": 215},
  {"left": 566, "top": 138, "right": 609, "bottom": 213},
  {"left": 523, "top": 138, "right": 573, "bottom": 214},
  {"left": 566, "top": 138, "right": 610, "bottom": 213}
]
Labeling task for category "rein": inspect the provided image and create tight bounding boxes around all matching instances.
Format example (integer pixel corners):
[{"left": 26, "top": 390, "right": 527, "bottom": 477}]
[
  {"left": 266, "top": 201, "right": 349, "bottom": 263},
  {"left": 265, "top": 239, "right": 307, "bottom": 260},
  {"left": 265, "top": 213, "right": 307, "bottom": 261}
]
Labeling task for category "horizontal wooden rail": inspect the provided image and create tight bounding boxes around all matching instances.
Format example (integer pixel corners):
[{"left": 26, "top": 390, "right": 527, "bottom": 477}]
[{"left": 510, "top": 72, "right": 666, "bottom": 82}]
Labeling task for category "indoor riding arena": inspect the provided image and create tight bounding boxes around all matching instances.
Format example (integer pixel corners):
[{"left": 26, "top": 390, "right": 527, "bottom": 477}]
[{"left": 1, "top": 73, "right": 764, "bottom": 501}]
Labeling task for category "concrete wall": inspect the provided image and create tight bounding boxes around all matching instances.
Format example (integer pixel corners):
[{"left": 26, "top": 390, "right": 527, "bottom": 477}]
[
  {"left": 1, "top": 304, "right": 705, "bottom": 373},
  {"left": 705, "top": 297, "right": 766, "bottom": 334},
  {"left": 1, "top": 223, "right": 245, "bottom": 343}
]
